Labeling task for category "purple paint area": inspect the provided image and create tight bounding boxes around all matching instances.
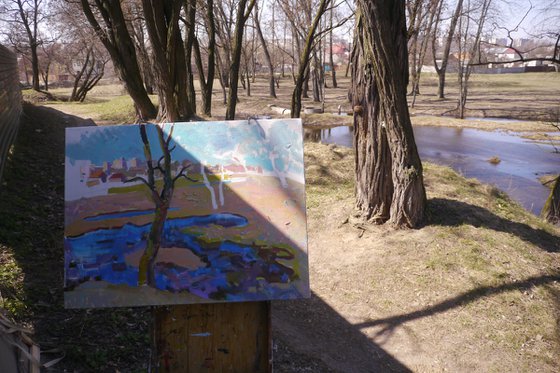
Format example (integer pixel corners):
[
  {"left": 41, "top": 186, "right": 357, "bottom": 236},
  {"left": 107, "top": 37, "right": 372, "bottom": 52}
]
[{"left": 65, "top": 213, "right": 302, "bottom": 302}]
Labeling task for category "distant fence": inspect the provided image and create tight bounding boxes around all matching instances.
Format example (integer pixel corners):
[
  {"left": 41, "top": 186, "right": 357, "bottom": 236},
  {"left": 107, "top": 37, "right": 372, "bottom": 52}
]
[
  {"left": 472, "top": 66, "right": 557, "bottom": 74},
  {"left": 420, "top": 65, "right": 558, "bottom": 74},
  {"left": 0, "top": 44, "right": 22, "bottom": 182}
]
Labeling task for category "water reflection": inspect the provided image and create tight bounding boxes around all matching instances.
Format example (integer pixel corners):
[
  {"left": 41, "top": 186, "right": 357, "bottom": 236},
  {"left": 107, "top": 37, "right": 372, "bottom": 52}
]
[{"left": 305, "top": 125, "right": 558, "bottom": 215}]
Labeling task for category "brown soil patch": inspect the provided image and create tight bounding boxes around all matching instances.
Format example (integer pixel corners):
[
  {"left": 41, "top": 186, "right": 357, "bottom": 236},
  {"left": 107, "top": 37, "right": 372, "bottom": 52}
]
[{"left": 125, "top": 247, "right": 205, "bottom": 269}]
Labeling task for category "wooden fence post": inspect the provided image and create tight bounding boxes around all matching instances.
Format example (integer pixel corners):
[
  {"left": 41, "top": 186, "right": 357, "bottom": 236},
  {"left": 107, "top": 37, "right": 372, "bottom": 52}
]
[{"left": 153, "top": 302, "right": 271, "bottom": 372}]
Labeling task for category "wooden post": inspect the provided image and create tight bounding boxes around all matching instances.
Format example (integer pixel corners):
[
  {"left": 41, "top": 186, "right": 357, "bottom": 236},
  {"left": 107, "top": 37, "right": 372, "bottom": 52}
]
[{"left": 153, "top": 302, "right": 271, "bottom": 372}]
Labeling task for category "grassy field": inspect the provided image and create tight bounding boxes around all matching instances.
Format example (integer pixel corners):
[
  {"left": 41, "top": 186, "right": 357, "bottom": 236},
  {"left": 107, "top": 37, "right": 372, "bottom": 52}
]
[{"left": 25, "top": 72, "right": 560, "bottom": 131}]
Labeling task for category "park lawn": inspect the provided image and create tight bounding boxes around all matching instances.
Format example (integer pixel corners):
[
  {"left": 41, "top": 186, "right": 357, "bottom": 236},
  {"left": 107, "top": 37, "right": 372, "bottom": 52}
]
[
  {"left": 23, "top": 84, "right": 155, "bottom": 124},
  {"left": 22, "top": 72, "right": 560, "bottom": 129}
]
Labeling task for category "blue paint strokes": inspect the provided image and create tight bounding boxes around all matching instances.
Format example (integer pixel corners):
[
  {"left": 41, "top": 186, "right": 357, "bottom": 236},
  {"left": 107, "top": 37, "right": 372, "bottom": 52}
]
[
  {"left": 191, "top": 332, "right": 211, "bottom": 337},
  {"left": 65, "top": 213, "right": 302, "bottom": 302}
]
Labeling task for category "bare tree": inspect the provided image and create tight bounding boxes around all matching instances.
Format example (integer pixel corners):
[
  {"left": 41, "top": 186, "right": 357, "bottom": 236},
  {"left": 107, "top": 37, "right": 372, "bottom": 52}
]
[
  {"left": 192, "top": 0, "right": 217, "bottom": 116},
  {"left": 225, "top": 0, "right": 257, "bottom": 120},
  {"left": 214, "top": 0, "right": 235, "bottom": 104},
  {"left": 67, "top": 44, "right": 108, "bottom": 102},
  {"left": 128, "top": 1, "right": 155, "bottom": 95},
  {"left": 55, "top": 0, "right": 108, "bottom": 101},
  {"left": 542, "top": 107, "right": 560, "bottom": 224},
  {"left": 432, "top": 0, "right": 464, "bottom": 99},
  {"left": 351, "top": 0, "right": 426, "bottom": 228},
  {"left": 38, "top": 38, "right": 59, "bottom": 91},
  {"left": 456, "top": 0, "right": 492, "bottom": 119},
  {"left": 328, "top": 6, "right": 337, "bottom": 88},
  {"left": 254, "top": 0, "right": 276, "bottom": 98},
  {"left": 183, "top": 0, "right": 198, "bottom": 116},
  {"left": 1, "top": 0, "right": 47, "bottom": 91},
  {"left": 78, "top": 0, "right": 157, "bottom": 120},
  {"left": 288, "top": 0, "right": 330, "bottom": 118},
  {"left": 543, "top": 177, "right": 560, "bottom": 224},
  {"left": 141, "top": 0, "right": 193, "bottom": 121},
  {"left": 410, "top": 0, "right": 441, "bottom": 106},
  {"left": 470, "top": 0, "right": 560, "bottom": 67}
]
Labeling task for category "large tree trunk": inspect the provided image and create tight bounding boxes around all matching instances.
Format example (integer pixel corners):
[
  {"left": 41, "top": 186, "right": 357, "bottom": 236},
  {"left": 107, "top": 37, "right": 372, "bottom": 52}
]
[
  {"left": 225, "top": 0, "right": 256, "bottom": 120},
  {"left": 79, "top": 0, "right": 157, "bottom": 120},
  {"left": 352, "top": 34, "right": 393, "bottom": 222},
  {"left": 542, "top": 177, "right": 560, "bottom": 224},
  {"left": 184, "top": 0, "right": 197, "bottom": 116},
  {"left": 142, "top": 0, "right": 191, "bottom": 122},
  {"left": 192, "top": 0, "right": 216, "bottom": 116},
  {"left": 290, "top": 0, "right": 330, "bottom": 118},
  {"left": 352, "top": 0, "right": 426, "bottom": 228}
]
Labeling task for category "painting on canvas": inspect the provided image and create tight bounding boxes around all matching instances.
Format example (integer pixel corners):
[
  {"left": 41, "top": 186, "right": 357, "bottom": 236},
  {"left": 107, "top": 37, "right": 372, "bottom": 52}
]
[{"left": 64, "top": 119, "right": 309, "bottom": 308}]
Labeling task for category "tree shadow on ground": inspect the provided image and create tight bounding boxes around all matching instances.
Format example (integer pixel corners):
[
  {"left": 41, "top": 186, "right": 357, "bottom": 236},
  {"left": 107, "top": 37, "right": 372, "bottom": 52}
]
[
  {"left": 0, "top": 103, "right": 151, "bottom": 370},
  {"left": 273, "top": 292, "right": 412, "bottom": 373},
  {"left": 428, "top": 198, "right": 560, "bottom": 253},
  {"left": 353, "top": 274, "right": 560, "bottom": 340},
  {"left": 1, "top": 104, "right": 413, "bottom": 372}
]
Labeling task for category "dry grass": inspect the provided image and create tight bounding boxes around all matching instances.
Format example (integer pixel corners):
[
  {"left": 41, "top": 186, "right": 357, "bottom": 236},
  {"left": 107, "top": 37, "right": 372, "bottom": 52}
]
[
  {"left": 272, "top": 142, "right": 560, "bottom": 372},
  {"left": 28, "top": 72, "right": 560, "bottom": 132}
]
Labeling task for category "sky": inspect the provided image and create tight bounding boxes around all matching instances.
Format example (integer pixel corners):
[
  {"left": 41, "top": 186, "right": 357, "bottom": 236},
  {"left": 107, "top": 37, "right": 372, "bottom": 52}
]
[{"left": 493, "top": 0, "right": 558, "bottom": 38}]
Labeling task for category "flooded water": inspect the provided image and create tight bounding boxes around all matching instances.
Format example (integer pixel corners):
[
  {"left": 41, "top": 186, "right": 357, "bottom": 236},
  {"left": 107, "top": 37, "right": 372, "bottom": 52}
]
[{"left": 307, "top": 126, "right": 558, "bottom": 215}]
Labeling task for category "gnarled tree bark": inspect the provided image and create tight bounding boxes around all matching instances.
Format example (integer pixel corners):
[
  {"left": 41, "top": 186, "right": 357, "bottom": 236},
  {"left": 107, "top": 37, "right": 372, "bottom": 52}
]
[
  {"left": 352, "top": 0, "right": 426, "bottom": 228},
  {"left": 79, "top": 0, "right": 157, "bottom": 120},
  {"left": 542, "top": 177, "right": 560, "bottom": 224}
]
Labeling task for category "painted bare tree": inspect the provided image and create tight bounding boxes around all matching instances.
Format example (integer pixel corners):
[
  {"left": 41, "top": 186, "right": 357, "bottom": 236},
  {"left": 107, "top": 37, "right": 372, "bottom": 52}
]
[
  {"left": 125, "top": 124, "right": 195, "bottom": 287},
  {"left": 352, "top": 0, "right": 426, "bottom": 227}
]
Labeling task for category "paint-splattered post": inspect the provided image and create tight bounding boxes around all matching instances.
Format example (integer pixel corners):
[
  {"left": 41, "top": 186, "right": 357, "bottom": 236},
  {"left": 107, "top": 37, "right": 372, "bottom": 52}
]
[{"left": 154, "top": 303, "right": 270, "bottom": 372}]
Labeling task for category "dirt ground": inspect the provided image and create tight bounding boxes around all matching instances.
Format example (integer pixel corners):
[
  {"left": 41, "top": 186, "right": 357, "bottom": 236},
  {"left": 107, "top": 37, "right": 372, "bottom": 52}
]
[
  {"left": 3, "top": 74, "right": 560, "bottom": 371},
  {"left": 272, "top": 143, "right": 560, "bottom": 372}
]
